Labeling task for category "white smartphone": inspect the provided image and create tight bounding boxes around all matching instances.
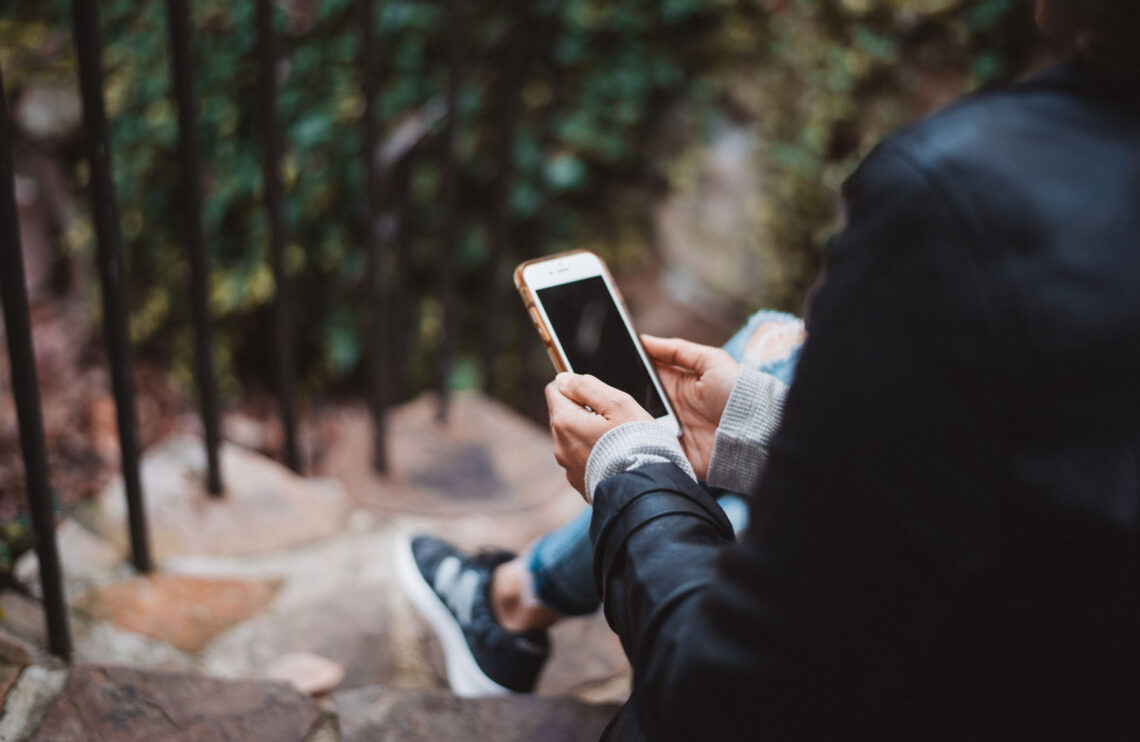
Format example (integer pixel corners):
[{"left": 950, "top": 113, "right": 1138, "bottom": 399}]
[{"left": 515, "top": 249, "right": 681, "bottom": 437}]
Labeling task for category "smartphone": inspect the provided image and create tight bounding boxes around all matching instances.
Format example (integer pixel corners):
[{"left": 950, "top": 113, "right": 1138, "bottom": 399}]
[{"left": 515, "top": 249, "right": 681, "bottom": 436}]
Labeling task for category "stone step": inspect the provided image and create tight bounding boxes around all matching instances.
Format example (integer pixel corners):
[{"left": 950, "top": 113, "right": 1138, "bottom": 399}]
[
  {"left": 2, "top": 390, "right": 630, "bottom": 738},
  {"left": 0, "top": 663, "right": 335, "bottom": 742},
  {"left": 0, "top": 659, "right": 619, "bottom": 741},
  {"left": 334, "top": 684, "right": 620, "bottom": 742}
]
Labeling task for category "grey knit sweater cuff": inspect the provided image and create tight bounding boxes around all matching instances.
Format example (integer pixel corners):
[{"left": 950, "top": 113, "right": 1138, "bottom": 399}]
[
  {"left": 584, "top": 421, "right": 695, "bottom": 503},
  {"left": 706, "top": 365, "right": 788, "bottom": 496}
]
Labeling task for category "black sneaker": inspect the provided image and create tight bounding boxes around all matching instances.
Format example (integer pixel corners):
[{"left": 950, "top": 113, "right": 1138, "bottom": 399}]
[{"left": 395, "top": 533, "right": 550, "bottom": 696}]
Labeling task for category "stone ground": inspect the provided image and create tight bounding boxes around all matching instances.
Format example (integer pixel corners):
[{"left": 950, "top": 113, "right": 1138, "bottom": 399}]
[{"left": 0, "top": 392, "right": 626, "bottom": 741}]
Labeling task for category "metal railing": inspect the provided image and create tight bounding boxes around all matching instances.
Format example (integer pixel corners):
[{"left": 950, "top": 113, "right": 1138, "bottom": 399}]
[
  {"left": 0, "top": 60, "right": 72, "bottom": 661},
  {"left": 0, "top": 0, "right": 483, "bottom": 661},
  {"left": 255, "top": 0, "right": 302, "bottom": 475},
  {"left": 166, "top": 0, "right": 224, "bottom": 496},
  {"left": 434, "top": 0, "right": 464, "bottom": 424},
  {"left": 70, "top": 0, "right": 152, "bottom": 576},
  {"left": 359, "top": 0, "right": 390, "bottom": 474}
]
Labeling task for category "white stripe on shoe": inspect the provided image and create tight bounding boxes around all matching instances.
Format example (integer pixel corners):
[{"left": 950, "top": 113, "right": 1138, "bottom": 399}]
[{"left": 433, "top": 556, "right": 461, "bottom": 596}]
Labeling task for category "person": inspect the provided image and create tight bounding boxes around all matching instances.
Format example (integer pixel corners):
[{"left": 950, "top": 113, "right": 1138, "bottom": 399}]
[
  {"left": 395, "top": 311, "right": 804, "bottom": 696},
  {"left": 540, "top": 1, "right": 1140, "bottom": 738}
]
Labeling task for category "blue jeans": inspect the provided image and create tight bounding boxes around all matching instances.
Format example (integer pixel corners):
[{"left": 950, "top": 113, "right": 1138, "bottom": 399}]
[{"left": 527, "top": 309, "right": 804, "bottom": 616}]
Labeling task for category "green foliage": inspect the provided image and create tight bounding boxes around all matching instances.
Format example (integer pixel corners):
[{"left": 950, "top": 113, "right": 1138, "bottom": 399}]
[
  {"left": 715, "top": 0, "right": 1037, "bottom": 311},
  {"left": 1, "top": 0, "right": 1035, "bottom": 400},
  {"left": 4, "top": 0, "right": 748, "bottom": 399},
  {"left": 0, "top": 516, "right": 34, "bottom": 587}
]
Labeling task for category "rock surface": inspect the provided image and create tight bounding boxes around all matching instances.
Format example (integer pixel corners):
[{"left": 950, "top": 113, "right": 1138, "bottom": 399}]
[
  {"left": 71, "top": 620, "right": 196, "bottom": 671},
  {"left": 0, "top": 664, "right": 22, "bottom": 706},
  {"left": 2, "top": 393, "right": 633, "bottom": 739},
  {"left": 0, "top": 666, "right": 68, "bottom": 742},
  {"left": 75, "top": 574, "right": 280, "bottom": 652},
  {"left": 30, "top": 666, "right": 329, "bottom": 742},
  {"left": 0, "top": 592, "right": 50, "bottom": 648},
  {"left": 319, "top": 393, "right": 570, "bottom": 517},
  {"left": 85, "top": 436, "right": 351, "bottom": 559},
  {"left": 334, "top": 685, "right": 620, "bottom": 742},
  {"left": 204, "top": 585, "right": 405, "bottom": 691},
  {"left": 262, "top": 652, "right": 346, "bottom": 696},
  {"left": 540, "top": 613, "right": 630, "bottom": 701},
  {"left": 14, "top": 518, "right": 128, "bottom": 600}
]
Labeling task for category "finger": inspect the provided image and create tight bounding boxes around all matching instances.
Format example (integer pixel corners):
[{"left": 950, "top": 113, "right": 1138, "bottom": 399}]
[
  {"left": 651, "top": 362, "right": 688, "bottom": 400},
  {"left": 556, "top": 372, "right": 632, "bottom": 417},
  {"left": 545, "top": 378, "right": 581, "bottom": 421},
  {"left": 641, "top": 335, "right": 724, "bottom": 373}
]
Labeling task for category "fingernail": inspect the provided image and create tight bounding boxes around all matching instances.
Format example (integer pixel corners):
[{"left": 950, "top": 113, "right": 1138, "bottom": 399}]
[{"left": 555, "top": 371, "right": 572, "bottom": 389}]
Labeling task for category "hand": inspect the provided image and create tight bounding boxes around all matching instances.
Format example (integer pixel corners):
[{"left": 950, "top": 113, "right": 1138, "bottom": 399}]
[
  {"left": 641, "top": 335, "right": 739, "bottom": 480},
  {"left": 545, "top": 372, "right": 653, "bottom": 498}
]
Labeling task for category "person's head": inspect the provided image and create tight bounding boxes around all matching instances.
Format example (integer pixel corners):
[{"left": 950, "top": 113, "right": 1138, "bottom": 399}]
[{"left": 1035, "top": 0, "right": 1139, "bottom": 76}]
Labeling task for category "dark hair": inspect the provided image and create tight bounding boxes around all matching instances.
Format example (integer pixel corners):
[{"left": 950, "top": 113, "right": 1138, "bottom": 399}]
[{"left": 1049, "top": 0, "right": 1139, "bottom": 72}]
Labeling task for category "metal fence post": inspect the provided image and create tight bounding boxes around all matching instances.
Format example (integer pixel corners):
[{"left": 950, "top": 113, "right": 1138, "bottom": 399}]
[
  {"left": 360, "top": 0, "right": 389, "bottom": 473},
  {"left": 70, "top": 0, "right": 152, "bottom": 574},
  {"left": 0, "top": 61, "right": 73, "bottom": 662},
  {"left": 435, "top": 0, "right": 464, "bottom": 423},
  {"left": 392, "top": 157, "right": 413, "bottom": 404},
  {"left": 255, "top": 0, "right": 302, "bottom": 473},
  {"left": 166, "top": 0, "right": 224, "bottom": 496},
  {"left": 481, "top": 7, "right": 529, "bottom": 396}
]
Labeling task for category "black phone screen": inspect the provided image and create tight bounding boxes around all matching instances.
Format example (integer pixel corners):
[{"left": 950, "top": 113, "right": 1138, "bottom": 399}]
[{"left": 536, "top": 276, "right": 667, "bottom": 418}]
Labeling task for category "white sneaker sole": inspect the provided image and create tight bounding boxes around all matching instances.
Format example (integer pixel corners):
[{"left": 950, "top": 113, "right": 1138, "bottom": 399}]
[{"left": 393, "top": 532, "right": 514, "bottom": 698}]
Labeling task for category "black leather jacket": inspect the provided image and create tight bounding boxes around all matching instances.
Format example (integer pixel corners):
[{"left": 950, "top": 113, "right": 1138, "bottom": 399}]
[{"left": 590, "top": 62, "right": 1140, "bottom": 741}]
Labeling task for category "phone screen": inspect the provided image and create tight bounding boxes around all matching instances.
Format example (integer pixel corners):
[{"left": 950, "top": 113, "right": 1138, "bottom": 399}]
[{"left": 536, "top": 276, "right": 667, "bottom": 418}]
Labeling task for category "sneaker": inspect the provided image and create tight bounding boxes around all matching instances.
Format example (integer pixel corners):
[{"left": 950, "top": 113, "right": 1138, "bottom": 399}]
[{"left": 394, "top": 533, "right": 550, "bottom": 696}]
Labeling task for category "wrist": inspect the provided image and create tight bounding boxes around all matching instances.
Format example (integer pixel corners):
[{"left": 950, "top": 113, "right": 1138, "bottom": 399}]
[
  {"left": 706, "top": 366, "right": 788, "bottom": 494},
  {"left": 584, "top": 421, "right": 695, "bottom": 503}
]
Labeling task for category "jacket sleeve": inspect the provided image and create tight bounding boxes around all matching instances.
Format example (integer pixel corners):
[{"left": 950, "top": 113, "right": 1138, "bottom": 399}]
[{"left": 589, "top": 141, "right": 1007, "bottom": 741}]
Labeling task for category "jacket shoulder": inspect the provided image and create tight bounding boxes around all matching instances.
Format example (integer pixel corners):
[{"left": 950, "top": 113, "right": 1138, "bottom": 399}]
[{"left": 868, "top": 62, "right": 1137, "bottom": 185}]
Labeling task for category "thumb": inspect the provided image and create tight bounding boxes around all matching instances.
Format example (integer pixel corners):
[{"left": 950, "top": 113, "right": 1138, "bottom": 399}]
[
  {"left": 641, "top": 335, "right": 722, "bottom": 373},
  {"left": 556, "top": 373, "right": 630, "bottom": 416}
]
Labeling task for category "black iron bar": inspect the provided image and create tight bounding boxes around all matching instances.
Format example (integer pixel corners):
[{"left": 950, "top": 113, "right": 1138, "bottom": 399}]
[
  {"left": 256, "top": 0, "right": 301, "bottom": 473},
  {"left": 166, "top": 0, "right": 224, "bottom": 496},
  {"left": 435, "top": 0, "right": 464, "bottom": 423},
  {"left": 481, "top": 13, "right": 528, "bottom": 396},
  {"left": 392, "top": 158, "right": 412, "bottom": 404},
  {"left": 70, "top": 0, "right": 152, "bottom": 573},
  {"left": 0, "top": 61, "right": 73, "bottom": 662},
  {"left": 360, "top": 0, "right": 389, "bottom": 473}
]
